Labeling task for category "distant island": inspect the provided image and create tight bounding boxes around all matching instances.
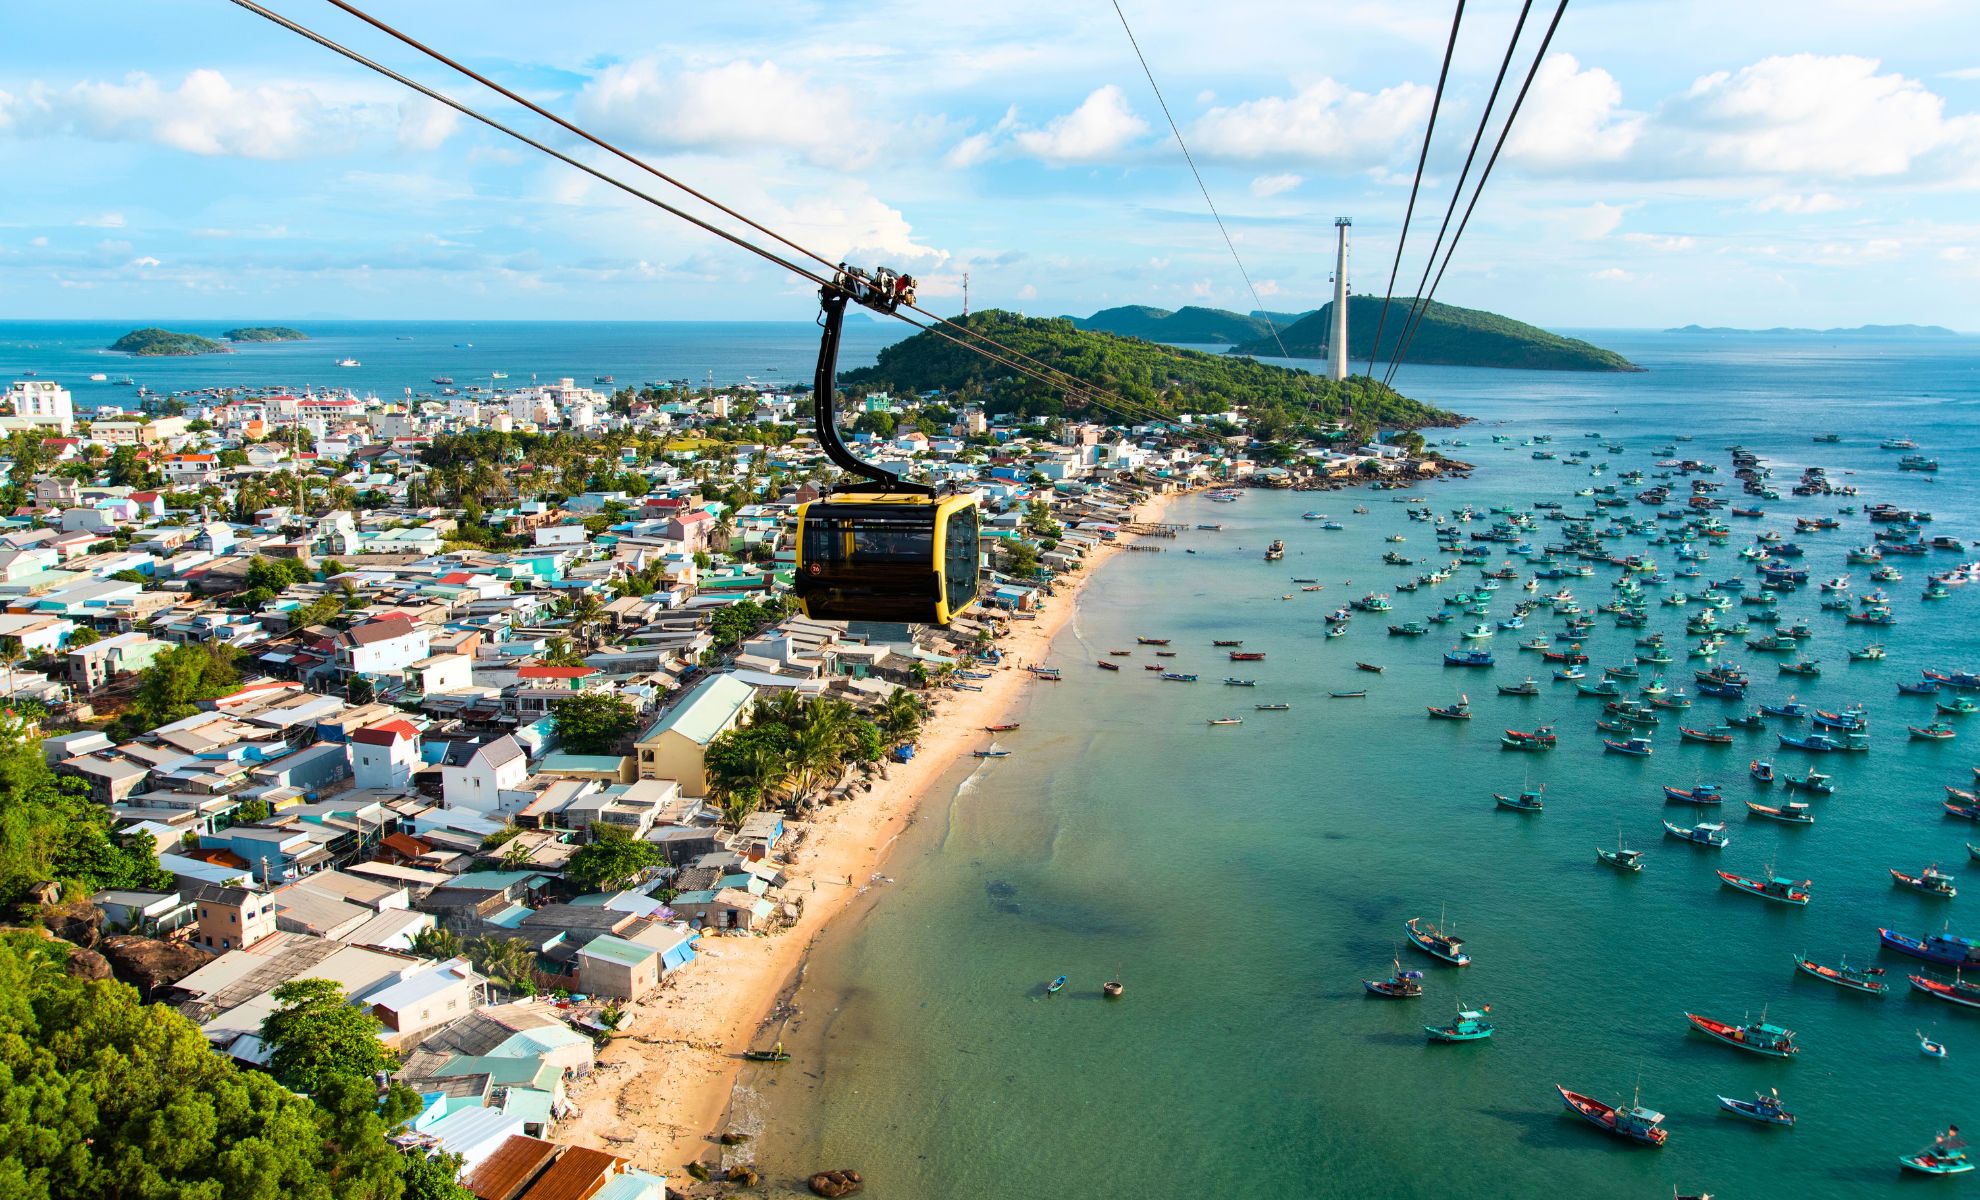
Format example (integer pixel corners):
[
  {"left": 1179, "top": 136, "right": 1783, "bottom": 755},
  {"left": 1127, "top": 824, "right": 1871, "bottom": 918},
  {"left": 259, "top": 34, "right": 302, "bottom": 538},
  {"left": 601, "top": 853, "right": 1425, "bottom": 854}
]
[
  {"left": 222, "top": 325, "right": 309, "bottom": 342},
  {"left": 1067, "top": 305, "right": 1288, "bottom": 344},
  {"left": 1230, "top": 296, "right": 1640, "bottom": 372},
  {"left": 1667, "top": 323, "right": 1960, "bottom": 338},
  {"left": 107, "top": 328, "right": 227, "bottom": 356},
  {"left": 843, "top": 309, "right": 1460, "bottom": 433}
]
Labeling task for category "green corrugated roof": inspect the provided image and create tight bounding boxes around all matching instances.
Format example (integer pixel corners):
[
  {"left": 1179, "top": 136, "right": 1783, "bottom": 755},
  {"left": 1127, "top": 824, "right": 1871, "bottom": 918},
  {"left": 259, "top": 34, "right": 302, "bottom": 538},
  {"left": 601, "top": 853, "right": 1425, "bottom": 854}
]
[
  {"left": 576, "top": 933, "right": 657, "bottom": 969},
  {"left": 636, "top": 673, "right": 753, "bottom": 747}
]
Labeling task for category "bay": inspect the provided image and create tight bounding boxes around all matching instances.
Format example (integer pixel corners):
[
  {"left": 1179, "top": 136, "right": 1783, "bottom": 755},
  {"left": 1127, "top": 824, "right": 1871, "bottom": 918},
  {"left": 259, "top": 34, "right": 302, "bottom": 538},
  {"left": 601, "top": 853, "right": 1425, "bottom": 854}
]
[{"left": 740, "top": 331, "right": 1980, "bottom": 1199}]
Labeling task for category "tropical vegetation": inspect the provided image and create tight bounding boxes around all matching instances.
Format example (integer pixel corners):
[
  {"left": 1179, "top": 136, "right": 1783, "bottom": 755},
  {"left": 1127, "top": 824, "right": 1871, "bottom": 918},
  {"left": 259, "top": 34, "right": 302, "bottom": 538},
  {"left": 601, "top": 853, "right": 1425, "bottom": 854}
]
[
  {"left": 107, "top": 327, "right": 226, "bottom": 356},
  {"left": 550, "top": 692, "right": 640, "bottom": 754},
  {"left": 222, "top": 325, "right": 310, "bottom": 342},
  {"left": 1069, "top": 304, "right": 1288, "bottom": 344},
  {"left": 702, "top": 691, "right": 918, "bottom": 826},
  {"left": 1231, "top": 295, "right": 1639, "bottom": 371}
]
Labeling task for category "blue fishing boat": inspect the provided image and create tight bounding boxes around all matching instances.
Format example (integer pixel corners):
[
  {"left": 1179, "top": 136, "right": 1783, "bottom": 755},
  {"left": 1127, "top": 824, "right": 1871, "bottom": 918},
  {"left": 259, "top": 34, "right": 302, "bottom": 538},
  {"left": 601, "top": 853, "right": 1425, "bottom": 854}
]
[
  {"left": 1792, "top": 953, "right": 1887, "bottom": 994},
  {"left": 1899, "top": 1129, "right": 1971, "bottom": 1175},
  {"left": 1686, "top": 1010, "right": 1799, "bottom": 1057},
  {"left": 1443, "top": 648, "right": 1495, "bottom": 667},
  {"left": 1604, "top": 736, "right": 1654, "bottom": 757},
  {"left": 1665, "top": 820, "right": 1729, "bottom": 847},
  {"left": 1425, "top": 1006, "right": 1495, "bottom": 1042},
  {"left": 1747, "top": 800, "right": 1815, "bottom": 825},
  {"left": 1777, "top": 732, "right": 1837, "bottom": 752},
  {"left": 1046, "top": 975, "right": 1067, "bottom": 995},
  {"left": 1494, "top": 787, "right": 1545, "bottom": 812},
  {"left": 1718, "top": 1089, "right": 1796, "bottom": 1127},
  {"left": 1879, "top": 928, "right": 1980, "bottom": 969},
  {"left": 1665, "top": 783, "right": 1723, "bottom": 805},
  {"left": 1761, "top": 698, "right": 1807, "bottom": 718},
  {"left": 1405, "top": 915, "right": 1471, "bottom": 966},
  {"left": 1781, "top": 769, "right": 1833, "bottom": 795},
  {"left": 1900, "top": 679, "right": 1943, "bottom": 696}
]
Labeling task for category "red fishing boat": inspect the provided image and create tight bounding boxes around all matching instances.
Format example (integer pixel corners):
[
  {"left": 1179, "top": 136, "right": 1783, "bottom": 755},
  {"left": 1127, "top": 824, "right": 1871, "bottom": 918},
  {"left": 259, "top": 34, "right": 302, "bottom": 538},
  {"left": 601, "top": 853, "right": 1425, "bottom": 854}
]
[
  {"left": 1228, "top": 651, "right": 1266, "bottom": 661},
  {"left": 1556, "top": 1085, "right": 1669, "bottom": 1146},
  {"left": 1685, "top": 1011, "right": 1799, "bottom": 1057},
  {"left": 1908, "top": 973, "right": 1980, "bottom": 1010},
  {"left": 1791, "top": 953, "right": 1887, "bottom": 994},
  {"left": 983, "top": 723, "right": 1021, "bottom": 732}
]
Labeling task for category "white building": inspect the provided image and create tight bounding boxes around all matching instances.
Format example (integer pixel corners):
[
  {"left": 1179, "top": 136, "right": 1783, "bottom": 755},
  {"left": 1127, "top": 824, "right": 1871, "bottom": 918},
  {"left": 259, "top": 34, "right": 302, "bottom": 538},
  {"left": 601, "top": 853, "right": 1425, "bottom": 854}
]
[
  {"left": 336, "top": 614, "right": 431, "bottom": 679},
  {"left": 6, "top": 380, "right": 74, "bottom": 435},
  {"left": 441, "top": 735, "right": 531, "bottom": 815},
  {"left": 350, "top": 718, "right": 422, "bottom": 790}
]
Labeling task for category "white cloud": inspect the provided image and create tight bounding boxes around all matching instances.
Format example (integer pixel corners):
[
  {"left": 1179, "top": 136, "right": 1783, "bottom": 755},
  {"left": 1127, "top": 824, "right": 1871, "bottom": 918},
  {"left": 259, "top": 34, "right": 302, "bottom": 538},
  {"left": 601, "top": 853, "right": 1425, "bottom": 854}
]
[
  {"left": 1751, "top": 192, "right": 1853, "bottom": 214},
  {"left": 1665, "top": 55, "right": 1967, "bottom": 179},
  {"left": 767, "top": 184, "right": 949, "bottom": 270},
  {"left": 1942, "top": 67, "right": 1980, "bottom": 81},
  {"left": 397, "top": 97, "right": 458, "bottom": 152},
  {"left": 1505, "top": 54, "right": 1645, "bottom": 169},
  {"left": 0, "top": 69, "right": 341, "bottom": 158},
  {"left": 1016, "top": 283, "right": 1038, "bottom": 300},
  {"left": 576, "top": 58, "right": 864, "bottom": 164},
  {"left": 1591, "top": 267, "right": 1636, "bottom": 281},
  {"left": 1012, "top": 86, "right": 1148, "bottom": 164},
  {"left": 1621, "top": 232, "right": 1696, "bottom": 251},
  {"left": 75, "top": 212, "right": 125, "bottom": 228},
  {"left": 945, "top": 106, "right": 1017, "bottom": 168},
  {"left": 1552, "top": 202, "right": 1626, "bottom": 240},
  {"left": 1249, "top": 172, "right": 1303, "bottom": 198},
  {"left": 1190, "top": 78, "right": 1430, "bottom": 164},
  {"left": 132, "top": 256, "right": 160, "bottom": 268}
]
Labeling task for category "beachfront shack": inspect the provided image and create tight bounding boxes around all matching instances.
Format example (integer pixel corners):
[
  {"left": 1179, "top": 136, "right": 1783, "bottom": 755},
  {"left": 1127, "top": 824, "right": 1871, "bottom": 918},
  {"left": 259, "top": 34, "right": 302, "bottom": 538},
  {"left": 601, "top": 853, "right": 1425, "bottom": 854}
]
[
  {"left": 668, "top": 886, "right": 775, "bottom": 932},
  {"left": 573, "top": 933, "right": 662, "bottom": 1000}
]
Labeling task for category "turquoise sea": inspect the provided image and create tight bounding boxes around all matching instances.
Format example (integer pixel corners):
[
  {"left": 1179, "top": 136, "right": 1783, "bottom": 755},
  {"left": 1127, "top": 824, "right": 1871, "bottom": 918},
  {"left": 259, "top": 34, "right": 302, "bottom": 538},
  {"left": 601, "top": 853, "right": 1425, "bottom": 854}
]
[{"left": 732, "top": 331, "right": 1980, "bottom": 1199}]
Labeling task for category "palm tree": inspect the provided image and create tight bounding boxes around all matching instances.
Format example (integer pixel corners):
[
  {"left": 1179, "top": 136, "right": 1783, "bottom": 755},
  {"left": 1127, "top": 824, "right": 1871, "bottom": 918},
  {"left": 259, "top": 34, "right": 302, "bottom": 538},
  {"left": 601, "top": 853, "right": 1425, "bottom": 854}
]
[
  {"left": 876, "top": 689, "right": 926, "bottom": 743},
  {"left": 0, "top": 636, "right": 22, "bottom": 703},
  {"left": 568, "top": 592, "right": 606, "bottom": 649},
  {"left": 409, "top": 925, "right": 463, "bottom": 960},
  {"left": 469, "top": 935, "right": 540, "bottom": 996}
]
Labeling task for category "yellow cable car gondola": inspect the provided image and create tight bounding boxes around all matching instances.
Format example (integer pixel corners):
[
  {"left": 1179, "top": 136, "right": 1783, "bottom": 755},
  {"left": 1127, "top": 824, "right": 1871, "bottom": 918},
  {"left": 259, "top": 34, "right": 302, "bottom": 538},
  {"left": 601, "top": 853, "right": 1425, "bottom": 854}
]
[{"left": 793, "top": 268, "right": 979, "bottom": 625}]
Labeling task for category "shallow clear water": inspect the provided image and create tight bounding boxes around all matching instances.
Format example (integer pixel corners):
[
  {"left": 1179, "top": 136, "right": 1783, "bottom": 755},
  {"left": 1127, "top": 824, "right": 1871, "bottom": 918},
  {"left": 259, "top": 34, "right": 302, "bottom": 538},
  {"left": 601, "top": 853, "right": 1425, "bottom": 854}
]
[{"left": 742, "top": 332, "right": 1980, "bottom": 1199}]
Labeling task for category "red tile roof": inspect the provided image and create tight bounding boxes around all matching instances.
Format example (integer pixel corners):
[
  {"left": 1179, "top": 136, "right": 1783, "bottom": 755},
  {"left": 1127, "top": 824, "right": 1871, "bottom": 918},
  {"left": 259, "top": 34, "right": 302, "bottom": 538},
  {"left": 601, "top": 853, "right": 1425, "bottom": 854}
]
[{"left": 350, "top": 718, "right": 420, "bottom": 746}]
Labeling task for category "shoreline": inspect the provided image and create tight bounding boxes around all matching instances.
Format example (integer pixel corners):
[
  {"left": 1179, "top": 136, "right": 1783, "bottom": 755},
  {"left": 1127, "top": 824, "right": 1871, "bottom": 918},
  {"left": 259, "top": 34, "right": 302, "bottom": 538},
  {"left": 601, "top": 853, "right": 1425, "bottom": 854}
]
[{"left": 552, "top": 488, "right": 1182, "bottom": 1180}]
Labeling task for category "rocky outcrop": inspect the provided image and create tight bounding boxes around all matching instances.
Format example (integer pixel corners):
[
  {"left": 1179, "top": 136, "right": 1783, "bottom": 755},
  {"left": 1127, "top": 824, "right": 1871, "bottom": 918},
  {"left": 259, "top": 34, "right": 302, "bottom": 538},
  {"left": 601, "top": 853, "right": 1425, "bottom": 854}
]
[
  {"left": 100, "top": 935, "right": 211, "bottom": 1000},
  {"left": 65, "top": 946, "right": 113, "bottom": 981},
  {"left": 808, "top": 1169, "right": 864, "bottom": 1197}
]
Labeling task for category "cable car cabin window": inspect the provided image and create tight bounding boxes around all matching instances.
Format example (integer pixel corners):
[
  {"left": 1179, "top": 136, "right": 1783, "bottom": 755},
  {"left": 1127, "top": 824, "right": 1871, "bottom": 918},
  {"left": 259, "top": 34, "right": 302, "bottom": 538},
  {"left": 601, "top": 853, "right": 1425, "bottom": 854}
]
[
  {"left": 943, "top": 504, "right": 979, "bottom": 617},
  {"left": 798, "top": 500, "right": 951, "bottom": 624}
]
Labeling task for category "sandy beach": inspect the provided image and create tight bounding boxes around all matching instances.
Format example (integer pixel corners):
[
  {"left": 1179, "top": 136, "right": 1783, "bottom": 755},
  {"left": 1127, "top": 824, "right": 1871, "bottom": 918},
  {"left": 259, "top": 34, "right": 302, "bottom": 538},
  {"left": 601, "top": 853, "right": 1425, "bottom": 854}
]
[{"left": 554, "top": 490, "right": 1179, "bottom": 1180}]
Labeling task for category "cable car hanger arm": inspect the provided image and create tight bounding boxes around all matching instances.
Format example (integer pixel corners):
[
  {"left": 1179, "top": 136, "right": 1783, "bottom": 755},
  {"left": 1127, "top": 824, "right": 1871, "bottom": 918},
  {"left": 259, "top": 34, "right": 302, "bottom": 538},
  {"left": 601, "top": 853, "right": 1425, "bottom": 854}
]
[{"left": 814, "top": 268, "right": 934, "bottom": 496}]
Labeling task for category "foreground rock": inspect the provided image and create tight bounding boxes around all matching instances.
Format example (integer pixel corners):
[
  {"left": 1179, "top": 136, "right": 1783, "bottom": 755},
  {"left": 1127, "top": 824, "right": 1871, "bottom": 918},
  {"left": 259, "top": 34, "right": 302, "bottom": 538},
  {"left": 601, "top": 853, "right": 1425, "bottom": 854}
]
[
  {"left": 100, "top": 934, "right": 211, "bottom": 999},
  {"left": 808, "top": 1169, "right": 863, "bottom": 1197}
]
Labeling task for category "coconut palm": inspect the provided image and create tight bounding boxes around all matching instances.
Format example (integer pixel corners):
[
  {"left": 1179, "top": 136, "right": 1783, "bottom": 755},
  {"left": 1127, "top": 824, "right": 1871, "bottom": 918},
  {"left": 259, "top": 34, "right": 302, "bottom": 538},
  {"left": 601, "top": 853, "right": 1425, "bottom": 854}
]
[
  {"left": 876, "top": 688, "right": 927, "bottom": 743},
  {"left": 469, "top": 935, "right": 540, "bottom": 996}
]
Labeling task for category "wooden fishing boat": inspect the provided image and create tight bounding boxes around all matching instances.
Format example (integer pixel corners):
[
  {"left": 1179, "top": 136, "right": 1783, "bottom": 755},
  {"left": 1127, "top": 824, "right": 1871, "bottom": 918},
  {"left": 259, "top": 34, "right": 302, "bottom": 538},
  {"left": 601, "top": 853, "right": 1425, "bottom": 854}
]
[
  {"left": 972, "top": 748, "right": 1011, "bottom": 759},
  {"left": 1096, "top": 659, "right": 1120, "bottom": 671},
  {"left": 1685, "top": 1011, "right": 1799, "bottom": 1057},
  {"left": 1781, "top": 769, "right": 1834, "bottom": 794},
  {"left": 1228, "top": 651, "right": 1266, "bottom": 661},
  {"left": 1046, "top": 975, "right": 1067, "bottom": 994},
  {"left": 1898, "top": 1130, "right": 1970, "bottom": 1175},
  {"left": 1329, "top": 689, "right": 1368, "bottom": 699},
  {"left": 1603, "top": 736, "right": 1654, "bottom": 756},
  {"left": 1364, "top": 956, "right": 1425, "bottom": 998},
  {"left": 1899, "top": 679, "right": 1942, "bottom": 695},
  {"left": 742, "top": 1048, "right": 792, "bottom": 1062},
  {"left": 1749, "top": 760, "right": 1775, "bottom": 784},
  {"left": 1727, "top": 710, "right": 1766, "bottom": 729},
  {"left": 1719, "top": 869, "right": 1811, "bottom": 905},
  {"left": 1664, "top": 820, "right": 1729, "bottom": 847},
  {"left": 1404, "top": 916, "right": 1471, "bottom": 966},
  {"left": 1777, "top": 732, "right": 1836, "bottom": 752},
  {"left": 1912, "top": 721, "right": 1957, "bottom": 740},
  {"left": 1135, "top": 637, "right": 1170, "bottom": 645},
  {"left": 1154, "top": 650, "right": 1178, "bottom": 658},
  {"left": 1597, "top": 834, "right": 1645, "bottom": 872},
  {"left": 1206, "top": 717, "right": 1243, "bottom": 726},
  {"left": 1880, "top": 928, "right": 1980, "bottom": 969},
  {"left": 1948, "top": 798, "right": 1980, "bottom": 821},
  {"left": 1425, "top": 1006, "right": 1495, "bottom": 1042},
  {"left": 1495, "top": 788, "right": 1545, "bottom": 812},
  {"left": 1680, "top": 725, "right": 1735, "bottom": 744},
  {"left": 983, "top": 723, "right": 1021, "bottom": 732},
  {"left": 1497, "top": 677, "right": 1541, "bottom": 696},
  {"left": 1426, "top": 699, "right": 1472, "bottom": 720},
  {"left": 1939, "top": 697, "right": 1980, "bottom": 716},
  {"left": 1222, "top": 677, "right": 1256, "bottom": 687},
  {"left": 1556, "top": 1085, "right": 1669, "bottom": 1147},
  {"left": 1892, "top": 865, "right": 1958, "bottom": 898},
  {"left": 1501, "top": 725, "right": 1558, "bottom": 750},
  {"left": 1792, "top": 953, "right": 1887, "bottom": 994},
  {"left": 1908, "top": 968, "right": 1980, "bottom": 1011},
  {"left": 1748, "top": 800, "right": 1814, "bottom": 825},
  {"left": 1143, "top": 664, "right": 1164, "bottom": 671},
  {"left": 1717, "top": 1089, "right": 1795, "bottom": 1127},
  {"left": 1254, "top": 702, "right": 1291, "bottom": 711},
  {"left": 1355, "top": 662, "right": 1384, "bottom": 674},
  {"left": 1760, "top": 698, "right": 1807, "bottom": 717},
  {"left": 1160, "top": 672, "right": 1199, "bottom": 682}
]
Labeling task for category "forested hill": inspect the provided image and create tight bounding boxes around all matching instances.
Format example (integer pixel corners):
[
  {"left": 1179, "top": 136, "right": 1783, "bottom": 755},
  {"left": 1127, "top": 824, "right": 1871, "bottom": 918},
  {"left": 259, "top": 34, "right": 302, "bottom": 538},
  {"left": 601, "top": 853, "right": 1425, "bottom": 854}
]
[
  {"left": 841, "top": 310, "right": 1460, "bottom": 431},
  {"left": 1231, "top": 296, "right": 1639, "bottom": 372},
  {"left": 1067, "top": 304, "right": 1292, "bottom": 344}
]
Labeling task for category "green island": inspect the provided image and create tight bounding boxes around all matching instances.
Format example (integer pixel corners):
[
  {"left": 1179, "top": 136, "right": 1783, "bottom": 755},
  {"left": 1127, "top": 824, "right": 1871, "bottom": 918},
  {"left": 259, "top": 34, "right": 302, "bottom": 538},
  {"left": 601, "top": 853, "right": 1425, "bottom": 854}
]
[
  {"left": 1228, "top": 296, "right": 1640, "bottom": 372},
  {"left": 844, "top": 309, "right": 1460, "bottom": 434},
  {"left": 107, "top": 327, "right": 227, "bottom": 356},
  {"left": 222, "top": 325, "right": 310, "bottom": 342},
  {"left": 1068, "top": 304, "right": 1285, "bottom": 344}
]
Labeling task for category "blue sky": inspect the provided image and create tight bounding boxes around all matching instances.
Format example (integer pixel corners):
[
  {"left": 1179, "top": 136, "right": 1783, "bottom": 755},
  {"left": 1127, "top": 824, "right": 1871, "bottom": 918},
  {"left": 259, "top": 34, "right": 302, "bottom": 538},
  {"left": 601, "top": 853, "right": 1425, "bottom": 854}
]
[{"left": 4, "top": 0, "right": 1980, "bottom": 328}]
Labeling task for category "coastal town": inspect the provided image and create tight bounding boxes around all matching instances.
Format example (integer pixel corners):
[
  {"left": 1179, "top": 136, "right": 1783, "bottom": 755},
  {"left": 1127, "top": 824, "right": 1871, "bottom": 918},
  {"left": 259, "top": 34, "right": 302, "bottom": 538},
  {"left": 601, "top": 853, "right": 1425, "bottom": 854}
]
[{"left": 0, "top": 369, "right": 1447, "bottom": 1196}]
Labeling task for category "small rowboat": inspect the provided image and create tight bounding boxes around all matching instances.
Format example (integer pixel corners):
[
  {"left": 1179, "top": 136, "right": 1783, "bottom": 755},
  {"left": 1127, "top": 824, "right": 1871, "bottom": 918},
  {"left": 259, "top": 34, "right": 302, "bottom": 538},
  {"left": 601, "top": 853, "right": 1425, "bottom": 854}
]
[
  {"left": 1719, "top": 869, "right": 1810, "bottom": 905},
  {"left": 1425, "top": 1007, "right": 1495, "bottom": 1043},
  {"left": 1103, "top": 979, "right": 1124, "bottom": 998},
  {"left": 1792, "top": 953, "right": 1887, "bottom": 994},
  {"left": 1046, "top": 975, "right": 1067, "bottom": 995},
  {"left": 1096, "top": 660, "right": 1120, "bottom": 671},
  {"left": 1355, "top": 662, "right": 1384, "bottom": 674},
  {"left": 1405, "top": 916, "right": 1471, "bottom": 966},
  {"left": 1495, "top": 787, "right": 1544, "bottom": 812},
  {"left": 1749, "top": 759, "right": 1775, "bottom": 784},
  {"left": 1909, "top": 973, "right": 1980, "bottom": 1009},
  {"left": 1664, "top": 820, "right": 1728, "bottom": 847},
  {"left": 1556, "top": 1084, "right": 1669, "bottom": 1146},
  {"left": 972, "top": 748, "right": 1011, "bottom": 759},
  {"left": 1918, "top": 1031, "right": 1948, "bottom": 1059},
  {"left": 984, "top": 723, "right": 1020, "bottom": 732},
  {"left": 1717, "top": 1089, "right": 1795, "bottom": 1127},
  {"left": 1685, "top": 1011, "right": 1799, "bottom": 1057},
  {"left": 1330, "top": 689, "right": 1367, "bottom": 699},
  {"left": 1747, "top": 800, "right": 1814, "bottom": 825},
  {"left": 1107, "top": 650, "right": 1132, "bottom": 656},
  {"left": 1892, "top": 865, "right": 1957, "bottom": 898},
  {"left": 1136, "top": 637, "right": 1170, "bottom": 645},
  {"left": 1206, "top": 717, "right": 1243, "bottom": 726},
  {"left": 1254, "top": 703, "right": 1291, "bottom": 711},
  {"left": 742, "top": 1049, "right": 792, "bottom": 1063}
]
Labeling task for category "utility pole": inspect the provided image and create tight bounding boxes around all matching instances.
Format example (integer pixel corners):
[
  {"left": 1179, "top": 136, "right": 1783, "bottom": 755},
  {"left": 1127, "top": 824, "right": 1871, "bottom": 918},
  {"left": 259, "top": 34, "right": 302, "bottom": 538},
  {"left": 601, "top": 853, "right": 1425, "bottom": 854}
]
[
  {"left": 962, "top": 272, "right": 970, "bottom": 318},
  {"left": 1329, "top": 217, "right": 1351, "bottom": 382}
]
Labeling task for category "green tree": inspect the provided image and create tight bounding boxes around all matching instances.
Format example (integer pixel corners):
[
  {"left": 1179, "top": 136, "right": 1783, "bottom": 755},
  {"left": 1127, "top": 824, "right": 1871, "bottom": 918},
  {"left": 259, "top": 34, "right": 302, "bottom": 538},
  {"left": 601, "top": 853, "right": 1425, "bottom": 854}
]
[
  {"left": 234, "top": 797, "right": 272, "bottom": 823},
  {"left": 468, "top": 935, "right": 540, "bottom": 996},
  {"left": 0, "top": 933, "right": 425, "bottom": 1200},
  {"left": 408, "top": 925, "right": 464, "bottom": 960},
  {"left": 550, "top": 692, "right": 639, "bottom": 755},
  {"left": 564, "top": 823, "right": 660, "bottom": 892},
  {"left": 1006, "top": 541, "right": 1040, "bottom": 578},
  {"left": 65, "top": 626, "right": 101, "bottom": 649},
  {"left": 120, "top": 643, "right": 241, "bottom": 735},
  {"left": 400, "top": 1149, "right": 476, "bottom": 1200},
  {"left": 260, "top": 977, "right": 396, "bottom": 1095},
  {"left": 709, "top": 598, "right": 767, "bottom": 649}
]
